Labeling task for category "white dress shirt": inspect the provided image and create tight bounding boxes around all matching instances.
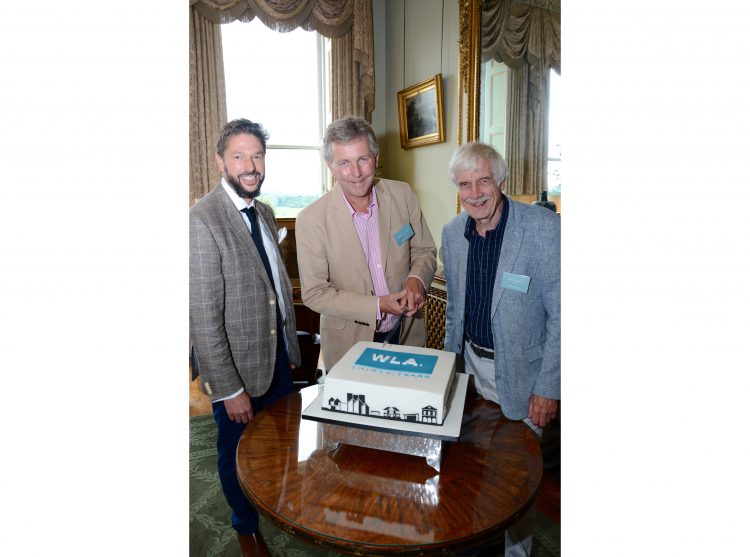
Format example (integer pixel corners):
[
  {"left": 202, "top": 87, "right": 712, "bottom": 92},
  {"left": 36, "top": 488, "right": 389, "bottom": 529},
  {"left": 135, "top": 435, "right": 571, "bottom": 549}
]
[{"left": 217, "top": 179, "right": 289, "bottom": 402}]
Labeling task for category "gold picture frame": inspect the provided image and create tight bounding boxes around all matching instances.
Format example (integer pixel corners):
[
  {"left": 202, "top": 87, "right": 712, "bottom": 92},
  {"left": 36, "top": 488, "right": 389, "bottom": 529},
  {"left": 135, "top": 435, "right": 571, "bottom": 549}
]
[{"left": 397, "top": 73, "right": 445, "bottom": 149}]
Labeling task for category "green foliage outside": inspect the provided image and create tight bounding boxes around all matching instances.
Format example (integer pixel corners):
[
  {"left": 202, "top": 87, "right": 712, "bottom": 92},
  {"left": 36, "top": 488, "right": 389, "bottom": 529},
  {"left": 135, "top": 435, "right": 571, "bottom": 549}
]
[{"left": 258, "top": 194, "right": 319, "bottom": 218}]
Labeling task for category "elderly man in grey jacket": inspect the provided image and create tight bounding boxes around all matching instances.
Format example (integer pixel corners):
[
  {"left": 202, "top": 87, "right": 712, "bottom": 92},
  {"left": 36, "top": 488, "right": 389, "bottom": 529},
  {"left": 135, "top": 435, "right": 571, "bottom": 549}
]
[{"left": 441, "top": 141, "right": 560, "bottom": 557}]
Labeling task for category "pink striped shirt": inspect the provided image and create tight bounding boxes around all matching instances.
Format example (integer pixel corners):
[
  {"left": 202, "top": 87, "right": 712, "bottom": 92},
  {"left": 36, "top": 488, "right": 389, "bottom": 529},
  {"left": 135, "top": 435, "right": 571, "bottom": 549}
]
[{"left": 341, "top": 188, "right": 399, "bottom": 333}]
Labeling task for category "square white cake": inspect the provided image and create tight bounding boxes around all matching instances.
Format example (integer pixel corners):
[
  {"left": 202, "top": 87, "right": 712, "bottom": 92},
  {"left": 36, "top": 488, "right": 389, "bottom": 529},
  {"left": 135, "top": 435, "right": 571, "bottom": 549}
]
[{"left": 322, "top": 341, "right": 457, "bottom": 426}]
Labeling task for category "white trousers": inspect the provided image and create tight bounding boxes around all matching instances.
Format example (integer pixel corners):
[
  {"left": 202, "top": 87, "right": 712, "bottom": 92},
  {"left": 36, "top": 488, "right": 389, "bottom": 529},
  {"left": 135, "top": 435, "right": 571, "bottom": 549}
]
[{"left": 463, "top": 340, "right": 540, "bottom": 557}]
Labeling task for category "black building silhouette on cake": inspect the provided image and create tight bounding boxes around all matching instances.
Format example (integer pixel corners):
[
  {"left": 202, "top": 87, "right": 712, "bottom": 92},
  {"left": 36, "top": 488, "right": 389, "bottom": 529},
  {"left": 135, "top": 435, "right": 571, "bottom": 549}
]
[
  {"left": 346, "top": 393, "right": 369, "bottom": 415},
  {"left": 421, "top": 405, "right": 438, "bottom": 423},
  {"left": 324, "top": 392, "right": 442, "bottom": 426},
  {"left": 382, "top": 406, "right": 400, "bottom": 419}
]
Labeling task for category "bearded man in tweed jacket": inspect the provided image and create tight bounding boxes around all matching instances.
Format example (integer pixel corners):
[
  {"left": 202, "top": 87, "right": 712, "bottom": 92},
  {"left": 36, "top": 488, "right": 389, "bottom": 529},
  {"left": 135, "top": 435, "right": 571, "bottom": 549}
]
[{"left": 190, "top": 119, "right": 300, "bottom": 557}]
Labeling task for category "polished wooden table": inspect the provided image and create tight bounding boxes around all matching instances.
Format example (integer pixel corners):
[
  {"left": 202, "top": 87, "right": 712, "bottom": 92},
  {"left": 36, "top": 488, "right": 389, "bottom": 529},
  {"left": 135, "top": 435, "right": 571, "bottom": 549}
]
[{"left": 237, "top": 385, "right": 542, "bottom": 555}]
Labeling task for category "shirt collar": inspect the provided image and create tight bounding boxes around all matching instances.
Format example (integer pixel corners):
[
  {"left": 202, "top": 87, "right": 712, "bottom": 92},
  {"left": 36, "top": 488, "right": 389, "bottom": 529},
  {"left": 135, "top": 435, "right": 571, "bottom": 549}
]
[
  {"left": 339, "top": 184, "right": 378, "bottom": 217},
  {"left": 464, "top": 193, "right": 508, "bottom": 239},
  {"left": 221, "top": 178, "right": 256, "bottom": 212}
]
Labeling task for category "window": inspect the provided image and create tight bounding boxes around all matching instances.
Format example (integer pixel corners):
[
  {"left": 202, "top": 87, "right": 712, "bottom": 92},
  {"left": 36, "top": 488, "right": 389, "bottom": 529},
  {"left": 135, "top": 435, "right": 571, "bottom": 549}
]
[
  {"left": 547, "top": 69, "right": 561, "bottom": 196},
  {"left": 221, "top": 19, "right": 331, "bottom": 217},
  {"left": 480, "top": 62, "right": 561, "bottom": 200},
  {"left": 480, "top": 59, "right": 509, "bottom": 157}
]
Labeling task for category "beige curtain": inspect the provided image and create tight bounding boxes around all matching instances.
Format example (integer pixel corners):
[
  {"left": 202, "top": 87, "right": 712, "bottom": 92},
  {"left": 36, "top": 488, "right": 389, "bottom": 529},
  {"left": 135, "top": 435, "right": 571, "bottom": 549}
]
[
  {"left": 191, "top": 0, "right": 353, "bottom": 34},
  {"left": 331, "top": 0, "right": 374, "bottom": 122},
  {"left": 481, "top": 0, "right": 560, "bottom": 196},
  {"left": 189, "top": 5, "right": 227, "bottom": 206}
]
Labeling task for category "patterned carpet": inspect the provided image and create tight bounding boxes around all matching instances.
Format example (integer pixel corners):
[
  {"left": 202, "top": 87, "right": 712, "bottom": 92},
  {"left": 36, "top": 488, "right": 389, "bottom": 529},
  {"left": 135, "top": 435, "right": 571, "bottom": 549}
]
[{"left": 190, "top": 414, "right": 560, "bottom": 556}]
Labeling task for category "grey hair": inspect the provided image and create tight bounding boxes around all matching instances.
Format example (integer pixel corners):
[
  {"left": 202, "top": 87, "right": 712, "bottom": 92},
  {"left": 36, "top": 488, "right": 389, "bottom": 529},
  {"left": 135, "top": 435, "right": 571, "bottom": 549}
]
[
  {"left": 323, "top": 116, "right": 380, "bottom": 161},
  {"left": 448, "top": 142, "right": 507, "bottom": 187}
]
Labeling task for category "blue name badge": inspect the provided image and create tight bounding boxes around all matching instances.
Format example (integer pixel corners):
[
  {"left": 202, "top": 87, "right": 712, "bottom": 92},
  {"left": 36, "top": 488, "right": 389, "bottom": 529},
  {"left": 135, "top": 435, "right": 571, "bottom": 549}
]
[
  {"left": 501, "top": 272, "right": 531, "bottom": 293},
  {"left": 393, "top": 223, "right": 414, "bottom": 246}
]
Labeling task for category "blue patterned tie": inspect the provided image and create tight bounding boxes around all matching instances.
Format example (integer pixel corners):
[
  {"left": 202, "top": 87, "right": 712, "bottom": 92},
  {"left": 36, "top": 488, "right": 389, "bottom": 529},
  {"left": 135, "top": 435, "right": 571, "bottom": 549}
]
[
  {"left": 241, "top": 206, "right": 275, "bottom": 286},
  {"left": 242, "top": 206, "right": 284, "bottom": 336}
]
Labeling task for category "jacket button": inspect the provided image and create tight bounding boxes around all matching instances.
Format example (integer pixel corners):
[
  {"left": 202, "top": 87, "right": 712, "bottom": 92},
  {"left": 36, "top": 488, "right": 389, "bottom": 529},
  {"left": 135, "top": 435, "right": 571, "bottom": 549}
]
[
  {"left": 269, "top": 299, "right": 275, "bottom": 305},
  {"left": 270, "top": 329, "right": 276, "bottom": 335}
]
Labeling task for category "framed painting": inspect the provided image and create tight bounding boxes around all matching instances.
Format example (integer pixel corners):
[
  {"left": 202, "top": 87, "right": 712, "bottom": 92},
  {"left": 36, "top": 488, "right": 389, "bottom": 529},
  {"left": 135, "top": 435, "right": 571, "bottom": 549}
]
[{"left": 397, "top": 73, "right": 445, "bottom": 149}]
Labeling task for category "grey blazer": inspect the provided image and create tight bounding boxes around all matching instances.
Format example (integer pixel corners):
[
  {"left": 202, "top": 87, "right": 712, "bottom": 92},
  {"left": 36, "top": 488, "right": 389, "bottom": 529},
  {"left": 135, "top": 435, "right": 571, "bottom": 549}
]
[
  {"left": 189, "top": 185, "right": 301, "bottom": 402},
  {"left": 442, "top": 198, "right": 560, "bottom": 420}
]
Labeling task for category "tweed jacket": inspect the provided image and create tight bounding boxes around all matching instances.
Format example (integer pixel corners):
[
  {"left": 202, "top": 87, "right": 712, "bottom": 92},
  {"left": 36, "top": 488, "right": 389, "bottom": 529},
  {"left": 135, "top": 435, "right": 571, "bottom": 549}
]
[
  {"left": 189, "top": 184, "right": 301, "bottom": 402},
  {"left": 442, "top": 198, "right": 560, "bottom": 420},
  {"left": 295, "top": 179, "right": 437, "bottom": 370}
]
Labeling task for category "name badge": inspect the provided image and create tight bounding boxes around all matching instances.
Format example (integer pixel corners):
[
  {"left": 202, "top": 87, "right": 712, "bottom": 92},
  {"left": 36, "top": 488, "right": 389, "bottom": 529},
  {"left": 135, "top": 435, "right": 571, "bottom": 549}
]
[
  {"left": 501, "top": 272, "right": 530, "bottom": 293},
  {"left": 393, "top": 223, "right": 414, "bottom": 246}
]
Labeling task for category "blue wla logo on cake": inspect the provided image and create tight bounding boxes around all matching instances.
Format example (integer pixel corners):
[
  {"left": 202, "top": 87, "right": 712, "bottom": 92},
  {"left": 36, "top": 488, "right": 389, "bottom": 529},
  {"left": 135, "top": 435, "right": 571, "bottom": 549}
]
[
  {"left": 323, "top": 348, "right": 446, "bottom": 425},
  {"left": 353, "top": 347, "right": 438, "bottom": 376}
]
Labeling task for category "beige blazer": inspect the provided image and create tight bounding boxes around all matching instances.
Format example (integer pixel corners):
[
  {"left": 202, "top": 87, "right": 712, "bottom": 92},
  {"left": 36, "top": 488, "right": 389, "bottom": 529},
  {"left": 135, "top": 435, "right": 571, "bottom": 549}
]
[
  {"left": 190, "top": 185, "right": 301, "bottom": 401},
  {"left": 295, "top": 179, "right": 437, "bottom": 370}
]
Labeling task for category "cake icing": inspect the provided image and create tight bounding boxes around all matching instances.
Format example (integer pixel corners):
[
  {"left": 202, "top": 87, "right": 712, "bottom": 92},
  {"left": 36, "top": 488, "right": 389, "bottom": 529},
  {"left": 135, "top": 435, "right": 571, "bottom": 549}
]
[{"left": 322, "top": 341, "right": 457, "bottom": 426}]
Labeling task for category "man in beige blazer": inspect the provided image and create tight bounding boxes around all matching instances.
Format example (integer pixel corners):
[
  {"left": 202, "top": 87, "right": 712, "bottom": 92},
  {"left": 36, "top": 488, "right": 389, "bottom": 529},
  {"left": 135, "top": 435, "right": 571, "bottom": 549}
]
[
  {"left": 296, "top": 117, "right": 437, "bottom": 371},
  {"left": 190, "top": 119, "right": 300, "bottom": 557}
]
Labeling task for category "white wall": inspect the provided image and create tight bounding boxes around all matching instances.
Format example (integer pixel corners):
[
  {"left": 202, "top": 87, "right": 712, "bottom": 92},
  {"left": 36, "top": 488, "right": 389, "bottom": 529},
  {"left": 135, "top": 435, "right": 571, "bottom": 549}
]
[
  {"left": 373, "top": 0, "right": 460, "bottom": 260},
  {"left": 371, "top": 0, "right": 387, "bottom": 139}
]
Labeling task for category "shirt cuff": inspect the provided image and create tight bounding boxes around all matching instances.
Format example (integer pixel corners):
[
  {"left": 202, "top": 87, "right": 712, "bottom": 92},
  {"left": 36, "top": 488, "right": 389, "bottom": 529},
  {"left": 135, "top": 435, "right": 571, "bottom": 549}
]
[
  {"left": 214, "top": 387, "right": 244, "bottom": 403},
  {"left": 407, "top": 274, "right": 427, "bottom": 291}
]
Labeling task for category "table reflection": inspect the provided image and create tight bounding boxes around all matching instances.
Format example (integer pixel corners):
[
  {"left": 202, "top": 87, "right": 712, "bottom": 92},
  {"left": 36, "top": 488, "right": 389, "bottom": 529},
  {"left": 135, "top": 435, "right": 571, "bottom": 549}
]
[{"left": 237, "top": 386, "right": 542, "bottom": 555}]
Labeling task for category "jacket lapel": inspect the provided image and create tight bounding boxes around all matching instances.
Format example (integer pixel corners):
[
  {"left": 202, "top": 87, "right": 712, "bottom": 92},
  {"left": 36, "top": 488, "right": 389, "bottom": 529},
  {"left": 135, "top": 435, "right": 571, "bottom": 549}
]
[
  {"left": 375, "top": 180, "right": 393, "bottom": 277},
  {"left": 456, "top": 213, "right": 470, "bottom": 323},
  {"left": 214, "top": 186, "right": 273, "bottom": 290},
  {"left": 492, "top": 199, "right": 523, "bottom": 316},
  {"left": 255, "top": 202, "right": 296, "bottom": 307}
]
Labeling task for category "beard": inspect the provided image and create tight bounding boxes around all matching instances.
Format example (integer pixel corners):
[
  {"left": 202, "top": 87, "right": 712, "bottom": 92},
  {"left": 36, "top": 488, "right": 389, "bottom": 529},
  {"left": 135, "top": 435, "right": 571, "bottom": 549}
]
[{"left": 225, "top": 171, "right": 265, "bottom": 199}]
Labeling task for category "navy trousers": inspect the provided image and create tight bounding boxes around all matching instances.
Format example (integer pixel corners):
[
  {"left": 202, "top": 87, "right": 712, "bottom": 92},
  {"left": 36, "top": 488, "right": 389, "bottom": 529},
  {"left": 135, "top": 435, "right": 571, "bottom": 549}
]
[{"left": 211, "top": 335, "right": 293, "bottom": 535}]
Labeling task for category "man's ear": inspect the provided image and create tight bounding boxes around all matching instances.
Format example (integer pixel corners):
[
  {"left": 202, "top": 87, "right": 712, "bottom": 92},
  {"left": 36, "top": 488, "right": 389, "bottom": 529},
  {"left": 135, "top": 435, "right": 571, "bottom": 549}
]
[{"left": 215, "top": 152, "right": 225, "bottom": 175}]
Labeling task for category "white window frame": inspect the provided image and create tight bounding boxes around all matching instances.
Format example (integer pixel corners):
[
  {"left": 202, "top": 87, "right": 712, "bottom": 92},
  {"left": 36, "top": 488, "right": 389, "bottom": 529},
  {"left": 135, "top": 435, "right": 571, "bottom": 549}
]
[{"left": 221, "top": 21, "right": 331, "bottom": 215}]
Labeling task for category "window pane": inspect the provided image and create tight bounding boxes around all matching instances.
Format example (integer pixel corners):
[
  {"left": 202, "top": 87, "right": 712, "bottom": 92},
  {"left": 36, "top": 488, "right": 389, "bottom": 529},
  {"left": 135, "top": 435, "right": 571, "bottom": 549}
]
[
  {"left": 547, "top": 159, "right": 561, "bottom": 196},
  {"left": 222, "top": 19, "right": 330, "bottom": 214},
  {"left": 547, "top": 69, "right": 561, "bottom": 195},
  {"left": 257, "top": 149, "right": 324, "bottom": 218},
  {"left": 222, "top": 20, "right": 321, "bottom": 146}
]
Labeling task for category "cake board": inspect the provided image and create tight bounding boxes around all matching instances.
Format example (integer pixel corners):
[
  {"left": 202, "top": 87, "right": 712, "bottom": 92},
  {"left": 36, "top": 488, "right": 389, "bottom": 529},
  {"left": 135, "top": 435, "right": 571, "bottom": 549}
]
[{"left": 301, "top": 373, "right": 468, "bottom": 472}]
